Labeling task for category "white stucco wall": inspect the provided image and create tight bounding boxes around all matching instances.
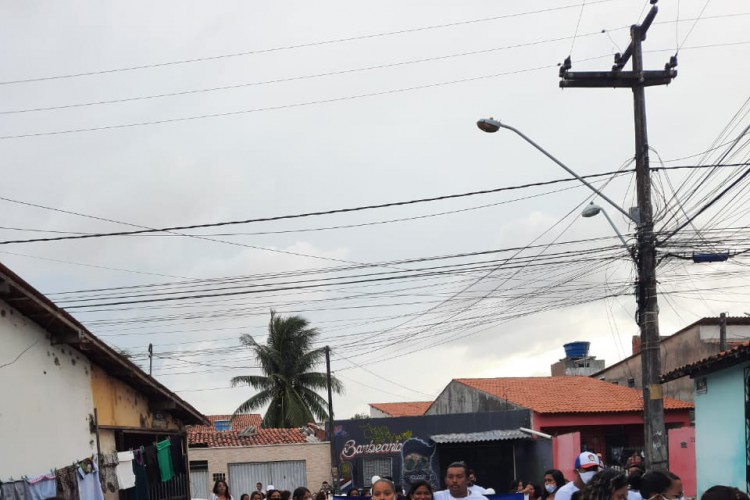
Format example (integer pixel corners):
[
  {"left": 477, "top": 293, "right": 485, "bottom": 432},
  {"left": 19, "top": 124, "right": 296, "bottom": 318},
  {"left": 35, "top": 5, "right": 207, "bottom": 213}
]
[{"left": 0, "top": 299, "right": 96, "bottom": 478}]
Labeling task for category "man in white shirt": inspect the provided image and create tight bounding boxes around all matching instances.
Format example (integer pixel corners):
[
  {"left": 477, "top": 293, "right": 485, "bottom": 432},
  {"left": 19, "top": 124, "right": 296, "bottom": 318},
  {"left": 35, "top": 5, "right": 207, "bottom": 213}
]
[
  {"left": 433, "top": 462, "right": 488, "bottom": 500},
  {"left": 467, "top": 470, "right": 488, "bottom": 496},
  {"left": 555, "top": 452, "right": 603, "bottom": 500}
]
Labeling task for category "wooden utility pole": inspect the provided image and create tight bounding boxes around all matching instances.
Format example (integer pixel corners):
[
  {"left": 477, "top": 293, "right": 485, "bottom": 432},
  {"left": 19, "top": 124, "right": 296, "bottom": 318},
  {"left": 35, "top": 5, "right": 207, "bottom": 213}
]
[
  {"left": 559, "top": 1, "right": 677, "bottom": 471},
  {"left": 720, "top": 312, "right": 728, "bottom": 351},
  {"left": 325, "top": 346, "right": 337, "bottom": 488},
  {"left": 148, "top": 343, "right": 153, "bottom": 376}
]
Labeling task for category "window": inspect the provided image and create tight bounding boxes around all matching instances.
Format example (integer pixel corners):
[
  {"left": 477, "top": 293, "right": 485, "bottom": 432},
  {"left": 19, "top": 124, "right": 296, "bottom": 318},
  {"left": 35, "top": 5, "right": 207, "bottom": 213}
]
[
  {"left": 214, "top": 420, "right": 231, "bottom": 431},
  {"left": 213, "top": 473, "right": 226, "bottom": 482},
  {"left": 696, "top": 377, "right": 708, "bottom": 394},
  {"left": 190, "top": 461, "right": 208, "bottom": 472},
  {"left": 362, "top": 458, "right": 392, "bottom": 486},
  {"left": 627, "top": 378, "right": 635, "bottom": 388}
]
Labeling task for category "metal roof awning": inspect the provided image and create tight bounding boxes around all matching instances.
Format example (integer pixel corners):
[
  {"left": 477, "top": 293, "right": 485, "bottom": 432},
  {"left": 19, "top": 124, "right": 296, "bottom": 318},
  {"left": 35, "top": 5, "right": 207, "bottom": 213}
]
[{"left": 430, "top": 429, "right": 530, "bottom": 444}]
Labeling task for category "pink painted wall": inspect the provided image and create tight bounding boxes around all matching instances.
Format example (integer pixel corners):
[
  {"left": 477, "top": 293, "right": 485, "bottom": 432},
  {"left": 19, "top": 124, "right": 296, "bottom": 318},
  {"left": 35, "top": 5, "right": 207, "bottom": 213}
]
[
  {"left": 669, "top": 427, "right": 696, "bottom": 497},
  {"left": 553, "top": 432, "right": 581, "bottom": 482}
]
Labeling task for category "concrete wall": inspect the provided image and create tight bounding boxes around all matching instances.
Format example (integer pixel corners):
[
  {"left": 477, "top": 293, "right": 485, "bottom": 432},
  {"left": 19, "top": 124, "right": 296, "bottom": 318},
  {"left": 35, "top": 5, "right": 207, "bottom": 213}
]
[
  {"left": 551, "top": 358, "right": 605, "bottom": 377},
  {"left": 426, "top": 381, "right": 525, "bottom": 414},
  {"left": 694, "top": 362, "right": 749, "bottom": 495},
  {"left": 0, "top": 298, "right": 96, "bottom": 477},
  {"left": 91, "top": 364, "right": 181, "bottom": 430},
  {"left": 595, "top": 323, "right": 750, "bottom": 401},
  {"left": 370, "top": 407, "right": 391, "bottom": 418},
  {"left": 189, "top": 442, "right": 331, "bottom": 490}
]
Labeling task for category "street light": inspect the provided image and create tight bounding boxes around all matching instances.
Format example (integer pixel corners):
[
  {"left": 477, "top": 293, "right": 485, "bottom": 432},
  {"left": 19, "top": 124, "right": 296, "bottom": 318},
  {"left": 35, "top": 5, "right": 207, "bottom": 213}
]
[
  {"left": 477, "top": 117, "right": 668, "bottom": 469},
  {"left": 581, "top": 202, "right": 635, "bottom": 261},
  {"left": 477, "top": 118, "right": 638, "bottom": 225}
]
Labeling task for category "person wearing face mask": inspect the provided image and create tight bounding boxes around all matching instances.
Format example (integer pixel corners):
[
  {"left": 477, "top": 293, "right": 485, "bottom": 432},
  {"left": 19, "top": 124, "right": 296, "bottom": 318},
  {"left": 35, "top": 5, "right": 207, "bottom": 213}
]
[
  {"left": 542, "top": 470, "right": 567, "bottom": 500},
  {"left": 554, "top": 453, "right": 603, "bottom": 500}
]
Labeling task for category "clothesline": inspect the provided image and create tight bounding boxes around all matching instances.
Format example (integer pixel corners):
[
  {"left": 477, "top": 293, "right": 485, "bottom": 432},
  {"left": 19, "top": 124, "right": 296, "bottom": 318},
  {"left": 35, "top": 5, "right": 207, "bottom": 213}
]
[{"left": 0, "top": 436, "right": 186, "bottom": 500}]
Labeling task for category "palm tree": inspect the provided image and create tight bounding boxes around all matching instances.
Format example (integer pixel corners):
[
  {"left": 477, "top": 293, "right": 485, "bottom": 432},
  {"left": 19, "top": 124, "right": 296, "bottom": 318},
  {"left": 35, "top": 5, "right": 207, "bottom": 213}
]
[{"left": 231, "top": 311, "right": 343, "bottom": 428}]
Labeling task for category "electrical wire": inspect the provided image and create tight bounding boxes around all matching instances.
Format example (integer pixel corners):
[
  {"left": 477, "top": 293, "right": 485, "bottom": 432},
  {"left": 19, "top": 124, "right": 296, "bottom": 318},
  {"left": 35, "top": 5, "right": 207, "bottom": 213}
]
[
  {"left": 0, "top": 0, "right": 618, "bottom": 86},
  {"left": 0, "top": 170, "right": 633, "bottom": 246}
]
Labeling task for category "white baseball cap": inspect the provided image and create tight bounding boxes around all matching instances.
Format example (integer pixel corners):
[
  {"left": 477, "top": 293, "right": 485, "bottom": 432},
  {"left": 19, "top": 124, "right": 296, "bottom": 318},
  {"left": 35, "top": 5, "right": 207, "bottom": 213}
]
[{"left": 575, "top": 452, "right": 602, "bottom": 470}]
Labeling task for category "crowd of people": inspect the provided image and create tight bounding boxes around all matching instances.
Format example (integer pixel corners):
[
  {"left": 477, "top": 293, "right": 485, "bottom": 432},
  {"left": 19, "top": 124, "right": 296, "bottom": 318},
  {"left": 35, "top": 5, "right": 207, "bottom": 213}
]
[
  {"left": 206, "top": 456, "right": 748, "bottom": 500},
  {"left": 209, "top": 481, "right": 330, "bottom": 500}
]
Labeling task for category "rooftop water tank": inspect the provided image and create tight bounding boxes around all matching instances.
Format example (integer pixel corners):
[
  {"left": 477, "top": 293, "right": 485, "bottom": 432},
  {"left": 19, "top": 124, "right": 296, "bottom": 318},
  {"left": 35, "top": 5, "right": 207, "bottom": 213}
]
[{"left": 563, "top": 341, "right": 590, "bottom": 359}]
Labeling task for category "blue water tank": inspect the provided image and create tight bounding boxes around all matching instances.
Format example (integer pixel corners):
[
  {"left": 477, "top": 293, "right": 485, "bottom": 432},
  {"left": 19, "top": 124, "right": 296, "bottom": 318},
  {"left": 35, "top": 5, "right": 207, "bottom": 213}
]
[{"left": 564, "top": 341, "right": 590, "bottom": 359}]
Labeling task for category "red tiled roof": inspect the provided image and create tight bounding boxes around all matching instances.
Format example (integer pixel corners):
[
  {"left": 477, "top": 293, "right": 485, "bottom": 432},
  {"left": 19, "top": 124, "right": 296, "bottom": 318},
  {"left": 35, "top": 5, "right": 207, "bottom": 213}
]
[
  {"left": 455, "top": 376, "right": 693, "bottom": 414},
  {"left": 188, "top": 414, "right": 309, "bottom": 448},
  {"left": 369, "top": 401, "right": 432, "bottom": 417},
  {"left": 662, "top": 341, "right": 750, "bottom": 382}
]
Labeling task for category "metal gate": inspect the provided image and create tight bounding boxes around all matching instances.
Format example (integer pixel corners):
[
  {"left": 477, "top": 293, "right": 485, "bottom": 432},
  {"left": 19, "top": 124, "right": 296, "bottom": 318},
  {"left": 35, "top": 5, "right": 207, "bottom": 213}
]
[
  {"left": 229, "top": 461, "right": 307, "bottom": 494},
  {"left": 190, "top": 470, "right": 210, "bottom": 499}
]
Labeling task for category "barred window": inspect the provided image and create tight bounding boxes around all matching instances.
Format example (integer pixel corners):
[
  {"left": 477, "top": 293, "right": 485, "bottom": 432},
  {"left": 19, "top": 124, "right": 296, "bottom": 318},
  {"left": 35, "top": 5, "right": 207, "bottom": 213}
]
[{"left": 362, "top": 458, "right": 392, "bottom": 486}]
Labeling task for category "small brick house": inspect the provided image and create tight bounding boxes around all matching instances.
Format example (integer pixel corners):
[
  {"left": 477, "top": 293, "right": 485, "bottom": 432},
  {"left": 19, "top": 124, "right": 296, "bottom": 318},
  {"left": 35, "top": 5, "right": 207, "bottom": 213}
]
[{"left": 188, "top": 415, "right": 330, "bottom": 498}]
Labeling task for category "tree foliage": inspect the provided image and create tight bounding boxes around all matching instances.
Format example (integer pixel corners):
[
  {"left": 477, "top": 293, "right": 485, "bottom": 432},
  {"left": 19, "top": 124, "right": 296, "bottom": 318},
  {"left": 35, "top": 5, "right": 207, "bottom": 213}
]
[{"left": 231, "top": 311, "right": 343, "bottom": 428}]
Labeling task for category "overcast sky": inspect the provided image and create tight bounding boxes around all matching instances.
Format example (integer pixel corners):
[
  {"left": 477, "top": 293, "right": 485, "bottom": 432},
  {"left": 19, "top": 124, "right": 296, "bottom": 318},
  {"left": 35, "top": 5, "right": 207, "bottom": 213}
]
[{"left": 2, "top": 0, "right": 750, "bottom": 420}]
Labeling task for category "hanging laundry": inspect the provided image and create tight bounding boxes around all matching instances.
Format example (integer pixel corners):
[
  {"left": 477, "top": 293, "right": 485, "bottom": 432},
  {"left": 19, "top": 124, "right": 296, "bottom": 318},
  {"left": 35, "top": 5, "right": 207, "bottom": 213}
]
[
  {"left": 142, "top": 446, "right": 160, "bottom": 486},
  {"left": 169, "top": 435, "right": 185, "bottom": 475},
  {"left": 127, "top": 451, "right": 150, "bottom": 500},
  {"left": 155, "top": 439, "right": 174, "bottom": 482},
  {"left": 1, "top": 481, "right": 29, "bottom": 500},
  {"left": 115, "top": 451, "right": 136, "bottom": 490},
  {"left": 26, "top": 473, "right": 56, "bottom": 500},
  {"left": 56, "top": 465, "right": 80, "bottom": 500},
  {"left": 77, "top": 458, "right": 104, "bottom": 500},
  {"left": 98, "top": 452, "right": 119, "bottom": 494}
]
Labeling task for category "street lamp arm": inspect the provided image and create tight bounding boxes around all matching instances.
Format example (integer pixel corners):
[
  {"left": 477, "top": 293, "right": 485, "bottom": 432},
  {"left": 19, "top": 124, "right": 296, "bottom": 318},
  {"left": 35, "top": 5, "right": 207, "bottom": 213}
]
[
  {"left": 599, "top": 207, "right": 636, "bottom": 261},
  {"left": 485, "top": 119, "right": 638, "bottom": 225}
]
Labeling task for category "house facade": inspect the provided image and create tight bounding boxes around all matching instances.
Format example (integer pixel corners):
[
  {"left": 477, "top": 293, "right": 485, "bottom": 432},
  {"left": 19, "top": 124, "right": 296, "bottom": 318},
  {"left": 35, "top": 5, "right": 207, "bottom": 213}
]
[
  {"left": 369, "top": 402, "right": 431, "bottom": 418},
  {"left": 662, "top": 342, "right": 750, "bottom": 496},
  {"left": 0, "top": 262, "right": 206, "bottom": 500},
  {"left": 425, "top": 376, "right": 693, "bottom": 469},
  {"left": 188, "top": 415, "right": 330, "bottom": 498},
  {"left": 594, "top": 317, "right": 750, "bottom": 401}
]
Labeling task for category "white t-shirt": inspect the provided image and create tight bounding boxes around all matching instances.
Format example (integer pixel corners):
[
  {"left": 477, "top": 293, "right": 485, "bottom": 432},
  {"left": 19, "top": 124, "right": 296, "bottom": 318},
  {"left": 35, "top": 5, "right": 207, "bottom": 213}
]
[
  {"left": 628, "top": 491, "right": 643, "bottom": 500},
  {"left": 434, "top": 489, "right": 488, "bottom": 500},
  {"left": 553, "top": 482, "right": 579, "bottom": 500},
  {"left": 469, "top": 486, "right": 488, "bottom": 495}
]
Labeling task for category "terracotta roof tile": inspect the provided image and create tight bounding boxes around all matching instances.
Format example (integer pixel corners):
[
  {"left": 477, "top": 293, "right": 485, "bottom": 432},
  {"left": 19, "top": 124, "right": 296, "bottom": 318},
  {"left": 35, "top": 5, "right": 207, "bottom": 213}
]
[
  {"left": 188, "top": 414, "right": 309, "bottom": 448},
  {"left": 662, "top": 341, "right": 750, "bottom": 382},
  {"left": 369, "top": 401, "right": 432, "bottom": 417},
  {"left": 455, "top": 376, "right": 693, "bottom": 414}
]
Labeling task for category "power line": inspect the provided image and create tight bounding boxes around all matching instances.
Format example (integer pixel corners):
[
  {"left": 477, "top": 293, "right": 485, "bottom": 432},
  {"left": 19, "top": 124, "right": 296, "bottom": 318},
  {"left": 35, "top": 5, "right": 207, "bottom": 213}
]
[
  {"left": 0, "top": 33, "right": 599, "bottom": 116},
  {"left": 0, "top": 62, "right": 561, "bottom": 140},
  {"left": 677, "top": 0, "right": 712, "bottom": 53},
  {"left": 569, "top": 0, "right": 588, "bottom": 55},
  {"left": 2, "top": 39, "right": 747, "bottom": 141},
  {"left": 3, "top": 13, "right": 744, "bottom": 117},
  {"left": 0, "top": 0, "right": 616, "bottom": 86},
  {"left": 0, "top": 169, "right": 633, "bottom": 246}
]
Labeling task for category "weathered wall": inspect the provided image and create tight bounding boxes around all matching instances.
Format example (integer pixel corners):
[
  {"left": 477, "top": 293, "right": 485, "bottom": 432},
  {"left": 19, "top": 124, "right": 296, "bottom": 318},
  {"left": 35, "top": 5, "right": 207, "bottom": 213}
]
[
  {"left": 0, "top": 298, "right": 96, "bottom": 477},
  {"left": 189, "top": 442, "right": 331, "bottom": 491},
  {"left": 694, "top": 362, "right": 748, "bottom": 495},
  {"left": 595, "top": 323, "right": 750, "bottom": 401},
  {"left": 91, "top": 364, "right": 181, "bottom": 430},
  {"left": 426, "top": 380, "right": 525, "bottom": 414}
]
